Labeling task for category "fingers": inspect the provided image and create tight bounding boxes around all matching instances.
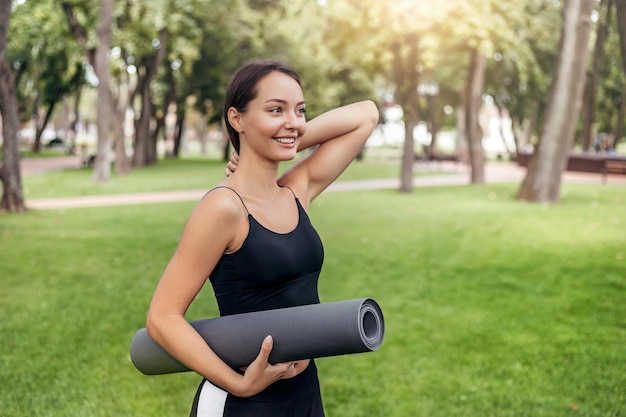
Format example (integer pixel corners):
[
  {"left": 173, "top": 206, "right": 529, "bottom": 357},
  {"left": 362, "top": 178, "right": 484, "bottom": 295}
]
[
  {"left": 237, "top": 336, "right": 298, "bottom": 396},
  {"left": 224, "top": 152, "right": 239, "bottom": 177},
  {"left": 254, "top": 336, "right": 294, "bottom": 376},
  {"left": 258, "top": 335, "right": 273, "bottom": 361}
]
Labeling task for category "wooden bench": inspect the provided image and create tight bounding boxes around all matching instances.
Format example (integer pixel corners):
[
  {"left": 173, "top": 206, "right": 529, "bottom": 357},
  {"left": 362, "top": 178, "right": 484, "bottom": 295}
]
[
  {"left": 602, "top": 158, "right": 626, "bottom": 183},
  {"left": 81, "top": 154, "right": 96, "bottom": 167}
]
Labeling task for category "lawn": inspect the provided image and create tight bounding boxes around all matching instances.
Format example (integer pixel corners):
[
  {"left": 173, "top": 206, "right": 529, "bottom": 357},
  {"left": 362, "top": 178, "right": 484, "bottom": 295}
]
[
  {"left": 21, "top": 150, "right": 418, "bottom": 199},
  {"left": 1, "top": 162, "right": 625, "bottom": 417}
]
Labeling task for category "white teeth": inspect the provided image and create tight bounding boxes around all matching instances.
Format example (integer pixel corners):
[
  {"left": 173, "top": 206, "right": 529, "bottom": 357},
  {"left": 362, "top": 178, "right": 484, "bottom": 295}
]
[{"left": 274, "top": 137, "right": 295, "bottom": 143}]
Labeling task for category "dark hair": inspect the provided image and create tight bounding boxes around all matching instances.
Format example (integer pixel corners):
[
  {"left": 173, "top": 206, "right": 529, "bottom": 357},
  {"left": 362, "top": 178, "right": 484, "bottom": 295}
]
[{"left": 223, "top": 60, "right": 302, "bottom": 153}]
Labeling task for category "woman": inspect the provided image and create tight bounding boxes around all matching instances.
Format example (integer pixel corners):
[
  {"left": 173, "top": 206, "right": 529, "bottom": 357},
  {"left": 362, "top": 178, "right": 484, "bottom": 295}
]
[{"left": 146, "top": 60, "right": 378, "bottom": 416}]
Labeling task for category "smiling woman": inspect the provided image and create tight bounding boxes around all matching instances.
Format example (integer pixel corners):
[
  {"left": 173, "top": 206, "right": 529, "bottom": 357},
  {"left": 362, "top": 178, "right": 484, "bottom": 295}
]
[
  {"left": 143, "top": 60, "right": 379, "bottom": 417},
  {"left": 227, "top": 70, "right": 307, "bottom": 163}
]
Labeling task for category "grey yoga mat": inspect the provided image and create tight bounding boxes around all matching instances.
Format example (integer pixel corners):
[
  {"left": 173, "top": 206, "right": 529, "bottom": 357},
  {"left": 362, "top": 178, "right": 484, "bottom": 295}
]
[{"left": 130, "top": 298, "right": 384, "bottom": 375}]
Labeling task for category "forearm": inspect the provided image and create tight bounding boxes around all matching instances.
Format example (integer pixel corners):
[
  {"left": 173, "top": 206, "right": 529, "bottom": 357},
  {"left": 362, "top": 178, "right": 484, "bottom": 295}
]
[
  {"left": 298, "top": 100, "right": 378, "bottom": 151},
  {"left": 146, "top": 314, "right": 245, "bottom": 395}
]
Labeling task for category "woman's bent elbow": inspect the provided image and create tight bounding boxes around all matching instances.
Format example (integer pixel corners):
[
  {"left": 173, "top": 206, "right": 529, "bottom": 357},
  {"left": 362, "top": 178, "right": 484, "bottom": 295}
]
[
  {"left": 145, "top": 311, "right": 163, "bottom": 342},
  {"left": 359, "top": 100, "right": 379, "bottom": 131}
]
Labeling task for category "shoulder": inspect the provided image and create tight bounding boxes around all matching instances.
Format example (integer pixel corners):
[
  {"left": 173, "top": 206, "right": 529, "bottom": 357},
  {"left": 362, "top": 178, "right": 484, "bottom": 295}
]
[
  {"left": 181, "top": 186, "right": 248, "bottom": 246},
  {"left": 193, "top": 186, "right": 247, "bottom": 223},
  {"left": 277, "top": 173, "right": 310, "bottom": 209}
]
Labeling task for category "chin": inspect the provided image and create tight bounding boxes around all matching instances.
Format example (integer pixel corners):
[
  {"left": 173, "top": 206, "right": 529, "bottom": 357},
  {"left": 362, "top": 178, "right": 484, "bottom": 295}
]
[{"left": 278, "top": 153, "right": 297, "bottom": 162}]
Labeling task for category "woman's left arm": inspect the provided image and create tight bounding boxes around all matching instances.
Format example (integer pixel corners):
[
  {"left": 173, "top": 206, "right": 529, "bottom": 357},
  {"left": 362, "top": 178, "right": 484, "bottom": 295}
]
[{"left": 281, "top": 100, "right": 378, "bottom": 203}]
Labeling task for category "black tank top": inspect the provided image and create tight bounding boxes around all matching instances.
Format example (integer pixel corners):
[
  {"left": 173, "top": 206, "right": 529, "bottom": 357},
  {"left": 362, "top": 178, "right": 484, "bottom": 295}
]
[{"left": 208, "top": 187, "right": 324, "bottom": 316}]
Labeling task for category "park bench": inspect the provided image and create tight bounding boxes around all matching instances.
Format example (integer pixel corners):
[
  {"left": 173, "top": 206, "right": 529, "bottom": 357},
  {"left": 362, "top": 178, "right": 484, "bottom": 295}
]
[
  {"left": 602, "top": 158, "right": 626, "bottom": 183},
  {"left": 81, "top": 154, "right": 96, "bottom": 167}
]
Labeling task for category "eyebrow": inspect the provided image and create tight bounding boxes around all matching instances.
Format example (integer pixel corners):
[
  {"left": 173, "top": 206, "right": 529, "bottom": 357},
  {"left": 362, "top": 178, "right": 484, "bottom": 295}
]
[{"left": 264, "top": 98, "right": 306, "bottom": 106}]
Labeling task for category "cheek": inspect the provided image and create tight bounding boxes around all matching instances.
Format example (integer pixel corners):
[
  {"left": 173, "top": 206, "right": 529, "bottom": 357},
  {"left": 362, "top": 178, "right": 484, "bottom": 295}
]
[
  {"left": 246, "top": 117, "right": 278, "bottom": 136},
  {"left": 298, "top": 123, "right": 307, "bottom": 137}
]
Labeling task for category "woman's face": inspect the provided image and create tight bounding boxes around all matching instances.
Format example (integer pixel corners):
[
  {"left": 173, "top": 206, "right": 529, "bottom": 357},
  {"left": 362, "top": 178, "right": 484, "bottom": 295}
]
[{"left": 234, "top": 71, "right": 307, "bottom": 161}]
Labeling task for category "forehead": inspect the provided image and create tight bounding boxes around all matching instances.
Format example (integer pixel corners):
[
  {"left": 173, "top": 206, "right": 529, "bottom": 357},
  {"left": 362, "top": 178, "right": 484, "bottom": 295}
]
[{"left": 254, "top": 71, "right": 304, "bottom": 102}]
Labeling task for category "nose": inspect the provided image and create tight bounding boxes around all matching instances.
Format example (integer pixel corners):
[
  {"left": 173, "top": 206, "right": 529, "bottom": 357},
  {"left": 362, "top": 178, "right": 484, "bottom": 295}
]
[{"left": 285, "top": 111, "right": 303, "bottom": 130}]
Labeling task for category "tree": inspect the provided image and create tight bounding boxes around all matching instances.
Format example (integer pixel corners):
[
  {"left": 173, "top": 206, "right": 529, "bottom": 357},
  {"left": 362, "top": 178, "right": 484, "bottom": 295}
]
[
  {"left": 7, "top": 0, "right": 86, "bottom": 154},
  {"left": 436, "top": 0, "right": 548, "bottom": 183},
  {"left": 131, "top": 27, "right": 169, "bottom": 168},
  {"left": 613, "top": 0, "right": 626, "bottom": 148},
  {"left": 581, "top": 0, "right": 613, "bottom": 152},
  {"left": 463, "top": 48, "right": 487, "bottom": 183},
  {"left": 33, "top": 53, "right": 85, "bottom": 153},
  {"left": 588, "top": 0, "right": 624, "bottom": 151},
  {"left": 517, "top": 0, "right": 596, "bottom": 203},
  {"left": 319, "top": 0, "right": 426, "bottom": 192},
  {"left": 0, "top": 0, "right": 26, "bottom": 212},
  {"left": 485, "top": 1, "right": 561, "bottom": 155},
  {"left": 62, "top": 0, "right": 115, "bottom": 182},
  {"left": 391, "top": 31, "right": 421, "bottom": 192}
]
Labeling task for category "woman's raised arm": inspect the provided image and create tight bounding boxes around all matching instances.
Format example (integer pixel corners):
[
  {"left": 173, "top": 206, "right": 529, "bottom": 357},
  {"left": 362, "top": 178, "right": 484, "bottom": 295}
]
[{"left": 281, "top": 100, "right": 379, "bottom": 203}]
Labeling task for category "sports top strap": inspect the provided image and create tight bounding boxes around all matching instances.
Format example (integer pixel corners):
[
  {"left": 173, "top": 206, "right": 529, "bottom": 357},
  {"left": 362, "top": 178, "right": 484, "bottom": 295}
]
[
  {"left": 209, "top": 186, "right": 249, "bottom": 215},
  {"left": 206, "top": 185, "right": 296, "bottom": 215}
]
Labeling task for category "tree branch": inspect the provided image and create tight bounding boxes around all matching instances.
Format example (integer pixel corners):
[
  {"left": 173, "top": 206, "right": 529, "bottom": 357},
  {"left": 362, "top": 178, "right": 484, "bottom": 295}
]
[{"left": 60, "top": 1, "right": 96, "bottom": 67}]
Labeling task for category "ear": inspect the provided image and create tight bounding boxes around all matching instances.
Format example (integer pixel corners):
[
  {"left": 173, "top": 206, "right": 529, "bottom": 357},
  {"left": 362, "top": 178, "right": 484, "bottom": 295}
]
[{"left": 227, "top": 107, "right": 244, "bottom": 133}]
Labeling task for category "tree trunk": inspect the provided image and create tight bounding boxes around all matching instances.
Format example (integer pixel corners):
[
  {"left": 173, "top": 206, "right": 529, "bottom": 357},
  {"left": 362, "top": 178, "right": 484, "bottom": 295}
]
[
  {"left": 581, "top": 0, "right": 612, "bottom": 152},
  {"left": 111, "top": 71, "right": 131, "bottom": 176},
  {"left": 496, "top": 106, "right": 515, "bottom": 157},
  {"left": 35, "top": 101, "right": 57, "bottom": 149},
  {"left": 612, "top": 89, "right": 626, "bottom": 148},
  {"left": 173, "top": 105, "right": 185, "bottom": 158},
  {"left": 154, "top": 115, "right": 165, "bottom": 157},
  {"left": 400, "top": 115, "right": 418, "bottom": 192},
  {"left": 517, "top": 0, "right": 595, "bottom": 203},
  {"left": 31, "top": 89, "right": 42, "bottom": 153},
  {"left": 67, "top": 86, "right": 83, "bottom": 155},
  {"left": 612, "top": 0, "right": 626, "bottom": 149},
  {"left": 113, "top": 105, "right": 129, "bottom": 176},
  {"left": 0, "top": 0, "right": 7, "bottom": 70},
  {"left": 132, "top": 29, "right": 169, "bottom": 167},
  {"left": 423, "top": 94, "right": 439, "bottom": 159},
  {"left": 429, "top": 99, "right": 442, "bottom": 158},
  {"left": 463, "top": 48, "right": 487, "bottom": 184},
  {"left": 92, "top": 0, "right": 114, "bottom": 183},
  {"left": 390, "top": 32, "right": 420, "bottom": 193},
  {"left": 132, "top": 72, "right": 150, "bottom": 167},
  {"left": 521, "top": 100, "right": 539, "bottom": 151},
  {"left": 0, "top": 0, "right": 26, "bottom": 213},
  {"left": 617, "top": 0, "right": 626, "bottom": 69},
  {"left": 456, "top": 104, "right": 467, "bottom": 161},
  {"left": 63, "top": 0, "right": 113, "bottom": 181},
  {"left": 0, "top": 59, "right": 25, "bottom": 212},
  {"left": 113, "top": 87, "right": 131, "bottom": 176}
]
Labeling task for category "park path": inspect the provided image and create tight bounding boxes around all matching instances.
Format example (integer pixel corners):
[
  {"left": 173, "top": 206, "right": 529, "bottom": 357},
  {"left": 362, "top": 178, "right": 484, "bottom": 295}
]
[
  {"left": 20, "top": 156, "right": 625, "bottom": 210},
  {"left": 21, "top": 155, "right": 84, "bottom": 176}
]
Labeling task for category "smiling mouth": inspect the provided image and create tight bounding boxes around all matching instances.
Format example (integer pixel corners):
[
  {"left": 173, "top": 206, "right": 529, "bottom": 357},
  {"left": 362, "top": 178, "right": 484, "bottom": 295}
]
[{"left": 274, "top": 137, "right": 296, "bottom": 144}]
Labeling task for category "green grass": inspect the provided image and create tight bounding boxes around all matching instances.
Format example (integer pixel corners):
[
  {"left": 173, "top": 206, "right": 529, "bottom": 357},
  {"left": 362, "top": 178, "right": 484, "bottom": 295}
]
[
  {"left": 22, "top": 152, "right": 416, "bottom": 199},
  {"left": 2, "top": 164, "right": 625, "bottom": 416}
]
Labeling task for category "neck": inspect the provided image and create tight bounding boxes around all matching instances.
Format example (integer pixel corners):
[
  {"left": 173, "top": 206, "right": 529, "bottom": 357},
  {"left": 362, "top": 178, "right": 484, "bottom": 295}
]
[{"left": 226, "top": 155, "right": 282, "bottom": 197}]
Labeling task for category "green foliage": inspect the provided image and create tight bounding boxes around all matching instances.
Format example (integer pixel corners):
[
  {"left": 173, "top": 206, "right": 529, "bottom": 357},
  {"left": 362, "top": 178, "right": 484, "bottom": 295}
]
[
  {"left": 486, "top": 1, "right": 562, "bottom": 131},
  {"left": 8, "top": 0, "right": 85, "bottom": 122},
  {"left": 595, "top": 3, "right": 626, "bottom": 135},
  {"left": 3, "top": 0, "right": 624, "bottom": 164},
  {"left": 1, "top": 182, "right": 625, "bottom": 416},
  {"left": 180, "top": 0, "right": 248, "bottom": 120}
]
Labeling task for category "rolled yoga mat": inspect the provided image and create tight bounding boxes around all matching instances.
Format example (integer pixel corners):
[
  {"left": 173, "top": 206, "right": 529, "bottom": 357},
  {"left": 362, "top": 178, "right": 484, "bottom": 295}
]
[{"left": 130, "top": 298, "right": 384, "bottom": 375}]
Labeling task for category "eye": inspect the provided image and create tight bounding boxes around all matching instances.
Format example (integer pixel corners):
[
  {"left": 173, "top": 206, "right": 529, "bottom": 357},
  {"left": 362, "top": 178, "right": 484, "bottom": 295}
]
[
  {"left": 269, "top": 107, "right": 282, "bottom": 113},
  {"left": 298, "top": 107, "right": 307, "bottom": 115}
]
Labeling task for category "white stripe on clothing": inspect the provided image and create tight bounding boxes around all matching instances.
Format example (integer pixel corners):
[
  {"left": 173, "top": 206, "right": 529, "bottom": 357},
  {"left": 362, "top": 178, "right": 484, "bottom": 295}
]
[{"left": 197, "top": 380, "right": 228, "bottom": 417}]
